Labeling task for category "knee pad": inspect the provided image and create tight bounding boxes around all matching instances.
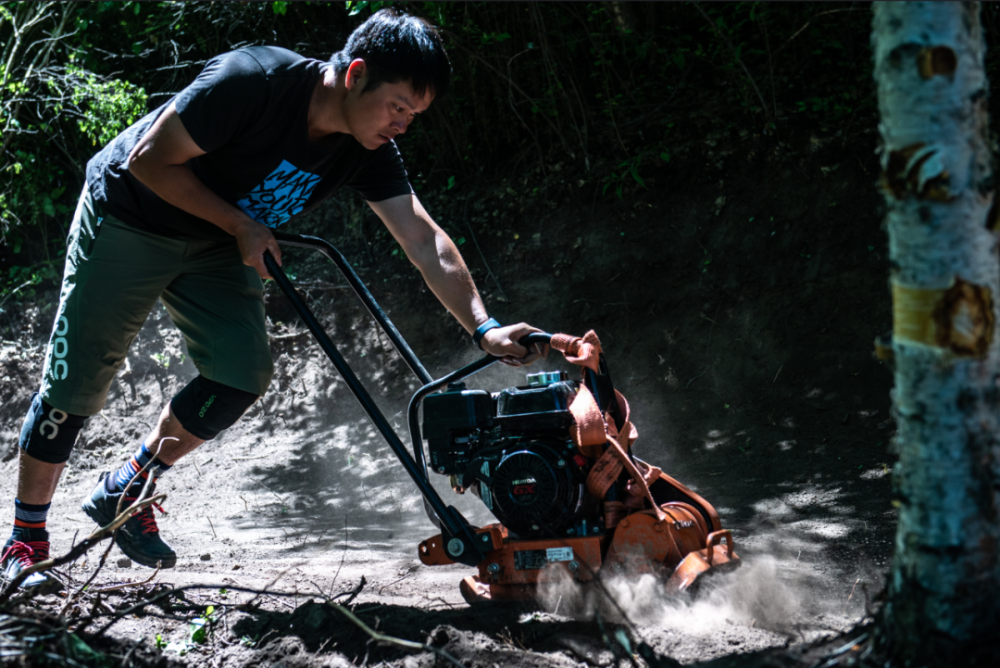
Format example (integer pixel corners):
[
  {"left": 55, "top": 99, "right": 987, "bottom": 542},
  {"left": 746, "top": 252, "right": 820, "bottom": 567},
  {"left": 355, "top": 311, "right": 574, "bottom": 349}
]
[
  {"left": 171, "top": 376, "right": 259, "bottom": 440},
  {"left": 19, "top": 392, "right": 88, "bottom": 464}
]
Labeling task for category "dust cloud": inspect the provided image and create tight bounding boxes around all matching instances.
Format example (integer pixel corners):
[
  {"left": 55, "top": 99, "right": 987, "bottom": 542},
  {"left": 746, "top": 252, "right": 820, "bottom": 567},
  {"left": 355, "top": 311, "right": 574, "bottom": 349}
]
[{"left": 537, "top": 553, "right": 864, "bottom": 645}]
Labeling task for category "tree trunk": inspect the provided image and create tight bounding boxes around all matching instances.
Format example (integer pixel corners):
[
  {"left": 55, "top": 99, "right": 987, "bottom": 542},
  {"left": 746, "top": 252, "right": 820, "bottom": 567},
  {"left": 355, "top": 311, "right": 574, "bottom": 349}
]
[{"left": 873, "top": 2, "right": 1000, "bottom": 664}]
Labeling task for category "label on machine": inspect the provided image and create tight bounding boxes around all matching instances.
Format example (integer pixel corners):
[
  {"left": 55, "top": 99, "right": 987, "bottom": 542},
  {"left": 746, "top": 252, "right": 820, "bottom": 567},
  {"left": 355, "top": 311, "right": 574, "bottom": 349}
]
[{"left": 513, "top": 547, "right": 574, "bottom": 570}]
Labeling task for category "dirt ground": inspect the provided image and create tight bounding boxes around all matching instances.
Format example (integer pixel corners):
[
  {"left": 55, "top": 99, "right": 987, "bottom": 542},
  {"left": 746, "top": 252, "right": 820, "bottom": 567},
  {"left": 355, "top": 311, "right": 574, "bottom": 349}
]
[{"left": 0, "top": 124, "right": 894, "bottom": 666}]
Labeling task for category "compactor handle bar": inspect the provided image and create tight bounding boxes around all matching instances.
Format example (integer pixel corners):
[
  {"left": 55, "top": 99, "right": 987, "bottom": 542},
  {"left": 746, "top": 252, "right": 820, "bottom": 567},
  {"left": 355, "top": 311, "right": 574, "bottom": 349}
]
[{"left": 261, "top": 234, "right": 553, "bottom": 564}]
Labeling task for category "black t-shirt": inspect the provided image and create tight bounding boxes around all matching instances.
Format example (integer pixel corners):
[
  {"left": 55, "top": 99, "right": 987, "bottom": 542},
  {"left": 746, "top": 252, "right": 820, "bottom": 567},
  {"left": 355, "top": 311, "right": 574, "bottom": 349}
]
[{"left": 85, "top": 46, "right": 412, "bottom": 239}]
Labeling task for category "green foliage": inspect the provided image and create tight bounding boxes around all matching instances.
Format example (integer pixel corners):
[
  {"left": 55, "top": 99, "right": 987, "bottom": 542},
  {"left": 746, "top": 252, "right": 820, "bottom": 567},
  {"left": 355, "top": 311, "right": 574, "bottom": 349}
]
[
  {"left": 64, "top": 633, "right": 111, "bottom": 667},
  {"left": 190, "top": 605, "right": 217, "bottom": 644},
  {"left": 0, "top": 1, "right": 972, "bottom": 304},
  {"left": 66, "top": 65, "right": 149, "bottom": 147},
  {"left": 602, "top": 155, "right": 646, "bottom": 199},
  {"left": 345, "top": 1, "right": 391, "bottom": 18}
]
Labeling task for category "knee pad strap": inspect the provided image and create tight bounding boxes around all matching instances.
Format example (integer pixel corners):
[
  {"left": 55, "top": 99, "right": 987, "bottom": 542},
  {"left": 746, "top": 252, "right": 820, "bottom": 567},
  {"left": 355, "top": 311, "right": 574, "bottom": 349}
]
[
  {"left": 171, "top": 376, "right": 258, "bottom": 441},
  {"left": 19, "top": 393, "right": 87, "bottom": 464}
]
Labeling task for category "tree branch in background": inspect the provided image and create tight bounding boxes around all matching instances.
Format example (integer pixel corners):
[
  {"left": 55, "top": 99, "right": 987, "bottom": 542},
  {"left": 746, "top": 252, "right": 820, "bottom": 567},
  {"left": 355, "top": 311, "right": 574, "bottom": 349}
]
[{"left": 690, "top": 2, "right": 772, "bottom": 125}]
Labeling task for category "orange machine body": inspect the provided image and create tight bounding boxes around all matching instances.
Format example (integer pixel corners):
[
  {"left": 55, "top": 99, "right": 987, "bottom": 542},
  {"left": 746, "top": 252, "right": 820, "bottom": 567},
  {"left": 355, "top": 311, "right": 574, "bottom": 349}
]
[{"left": 419, "top": 471, "right": 740, "bottom": 604}]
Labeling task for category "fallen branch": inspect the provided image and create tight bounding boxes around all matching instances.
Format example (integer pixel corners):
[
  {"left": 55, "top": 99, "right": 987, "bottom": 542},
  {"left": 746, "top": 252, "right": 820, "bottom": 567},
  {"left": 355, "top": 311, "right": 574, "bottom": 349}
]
[
  {"left": 0, "top": 489, "right": 165, "bottom": 606},
  {"left": 327, "top": 601, "right": 469, "bottom": 668},
  {"left": 87, "top": 580, "right": 363, "bottom": 637},
  {"left": 90, "top": 567, "right": 161, "bottom": 595},
  {"left": 56, "top": 441, "right": 169, "bottom": 616},
  {"left": 242, "top": 562, "right": 300, "bottom": 610}
]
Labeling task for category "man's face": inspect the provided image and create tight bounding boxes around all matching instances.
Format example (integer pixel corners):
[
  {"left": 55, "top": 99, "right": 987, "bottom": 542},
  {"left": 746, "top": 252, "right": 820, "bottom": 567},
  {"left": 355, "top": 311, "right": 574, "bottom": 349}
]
[{"left": 344, "top": 61, "right": 435, "bottom": 150}]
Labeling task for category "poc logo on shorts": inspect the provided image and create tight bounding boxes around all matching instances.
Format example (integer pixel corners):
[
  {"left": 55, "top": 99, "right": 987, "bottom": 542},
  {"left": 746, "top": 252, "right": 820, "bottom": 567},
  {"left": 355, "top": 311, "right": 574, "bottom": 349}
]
[
  {"left": 49, "top": 315, "right": 69, "bottom": 380},
  {"left": 40, "top": 406, "right": 68, "bottom": 440},
  {"left": 199, "top": 395, "right": 217, "bottom": 418}
]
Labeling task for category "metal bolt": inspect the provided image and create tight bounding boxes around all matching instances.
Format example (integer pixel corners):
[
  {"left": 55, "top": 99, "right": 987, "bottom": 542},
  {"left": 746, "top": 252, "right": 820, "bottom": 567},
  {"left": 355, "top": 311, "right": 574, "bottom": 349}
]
[
  {"left": 557, "top": 459, "right": 565, "bottom": 467},
  {"left": 487, "top": 563, "right": 500, "bottom": 574},
  {"left": 447, "top": 538, "right": 464, "bottom": 557},
  {"left": 592, "top": 526, "right": 600, "bottom": 533},
  {"left": 566, "top": 528, "right": 575, "bottom": 535},
  {"left": 482, "top": 534, "right": 490, "bottom": 542},
  {"left": 532, "top": 524, "right": 540, "bottom": 531},
  {"left": 568, "top": 561, "right": 579, "bottom": 573},
  {"left": 437, "top": 467, "right": 446, "bottom": 474}
]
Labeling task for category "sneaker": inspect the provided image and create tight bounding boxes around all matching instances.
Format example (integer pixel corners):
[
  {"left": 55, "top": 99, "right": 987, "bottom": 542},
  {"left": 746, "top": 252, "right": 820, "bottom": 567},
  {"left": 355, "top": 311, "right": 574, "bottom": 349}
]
[
  {"left": 81, "top": 472, "right": 177, "bottom": 569},
  {"left": 1, "top": 528, "right": 63, "bottom": 594}
]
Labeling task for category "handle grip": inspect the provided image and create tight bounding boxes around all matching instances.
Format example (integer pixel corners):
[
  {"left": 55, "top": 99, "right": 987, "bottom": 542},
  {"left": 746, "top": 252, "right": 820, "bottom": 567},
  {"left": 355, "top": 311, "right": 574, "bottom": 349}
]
[
  {"left": 705, "top": 529, "right": 734, "bottom": 566},
  {"left": 517, "top": 332, "right": 553, "bottom": 347}
]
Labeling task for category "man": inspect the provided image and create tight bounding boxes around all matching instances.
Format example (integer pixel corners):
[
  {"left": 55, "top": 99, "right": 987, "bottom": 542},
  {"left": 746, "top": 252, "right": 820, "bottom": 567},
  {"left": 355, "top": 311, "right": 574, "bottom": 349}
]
[{"left": 3, "top": 9, "right": 543, "bottom": 592}]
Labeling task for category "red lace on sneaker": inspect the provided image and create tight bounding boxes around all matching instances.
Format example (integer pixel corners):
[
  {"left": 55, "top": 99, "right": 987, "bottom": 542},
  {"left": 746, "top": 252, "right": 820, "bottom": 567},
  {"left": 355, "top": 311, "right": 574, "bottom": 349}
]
[
  {"left": 125, "top": 499, "right": 166, "bottom": 534},
  {"left": 2, "top": 541, "right": 50, "bottom": 569}
]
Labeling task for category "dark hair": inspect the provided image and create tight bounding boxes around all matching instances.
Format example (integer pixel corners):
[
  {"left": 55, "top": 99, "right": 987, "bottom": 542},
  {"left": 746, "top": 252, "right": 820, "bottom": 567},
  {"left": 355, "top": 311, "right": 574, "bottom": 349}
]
[{"left": 331, "top": 8, "right": 450, "bottom": 99}]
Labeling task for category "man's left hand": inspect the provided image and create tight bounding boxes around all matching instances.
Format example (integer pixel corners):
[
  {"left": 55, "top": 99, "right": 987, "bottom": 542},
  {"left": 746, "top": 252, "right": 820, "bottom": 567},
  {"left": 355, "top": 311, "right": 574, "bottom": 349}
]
[{"left": 481, "top": 323, "right": 549, "bottom": 367}]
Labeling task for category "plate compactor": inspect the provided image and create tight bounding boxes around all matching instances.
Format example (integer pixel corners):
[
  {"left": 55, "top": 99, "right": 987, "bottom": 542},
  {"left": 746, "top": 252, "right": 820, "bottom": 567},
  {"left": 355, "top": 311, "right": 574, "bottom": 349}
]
[{"left": 265, "top": 233, "right": 739, "bottom": 604}]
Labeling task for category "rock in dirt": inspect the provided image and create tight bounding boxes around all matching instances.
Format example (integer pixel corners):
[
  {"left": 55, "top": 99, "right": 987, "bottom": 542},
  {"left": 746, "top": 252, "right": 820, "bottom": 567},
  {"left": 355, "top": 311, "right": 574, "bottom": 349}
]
[
  {"left": 200, "top": 553, "right": 211, "bottom": 561},
  {"left": 116, "top": 558, "right": 131, "bottom": 568}
]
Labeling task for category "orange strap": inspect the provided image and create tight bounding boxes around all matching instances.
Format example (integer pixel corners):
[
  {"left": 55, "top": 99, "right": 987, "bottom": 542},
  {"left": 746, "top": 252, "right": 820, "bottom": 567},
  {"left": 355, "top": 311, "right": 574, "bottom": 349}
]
[
  {"left": 568, "top": 385, "right": 607, "bottom": 451},
  {"left": 658, "top": 507, "right": 686, "bottom": 565},
  {"left": 556, "top": 329, "right": 664, "bottom": 520},
  {"left": 597, "top": 435, "right": 665, "bottom": 521},
  {"left": 573, "top": 386, "right": 663, "bottom": 521},
  {"left": 550, "top": 330, "right": 602, "bottom": 372}
]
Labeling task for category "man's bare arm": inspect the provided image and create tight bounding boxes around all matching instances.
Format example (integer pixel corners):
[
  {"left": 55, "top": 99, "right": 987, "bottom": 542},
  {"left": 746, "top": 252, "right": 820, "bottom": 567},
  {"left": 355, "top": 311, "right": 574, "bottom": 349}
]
[
  {"left": 126, "top": 101, "right": 281, "bottom": 278},
  {"left": 368, "top": 193, "right": 544, "bottom": 365}
]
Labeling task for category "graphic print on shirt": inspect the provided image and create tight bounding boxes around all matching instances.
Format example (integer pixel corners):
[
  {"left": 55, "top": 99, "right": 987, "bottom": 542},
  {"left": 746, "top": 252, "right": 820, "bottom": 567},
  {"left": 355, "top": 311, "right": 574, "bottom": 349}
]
[{"left": 236, "top": 159, "right": 322, "bottom": 228}]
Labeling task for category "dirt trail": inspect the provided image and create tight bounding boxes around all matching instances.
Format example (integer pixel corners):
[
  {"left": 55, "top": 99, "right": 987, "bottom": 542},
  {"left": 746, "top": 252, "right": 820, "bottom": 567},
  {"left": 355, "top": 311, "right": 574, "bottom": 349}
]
[{"left": 0, "top": 127, "right": 893, "bottom": 666}]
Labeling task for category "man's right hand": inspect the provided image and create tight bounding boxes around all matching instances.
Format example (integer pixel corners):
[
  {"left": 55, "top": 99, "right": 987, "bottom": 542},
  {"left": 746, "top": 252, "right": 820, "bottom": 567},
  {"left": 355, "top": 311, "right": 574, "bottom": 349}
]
[
  {"left": 127, "top": 102, "right": 284, "bottom": 277},
  {"left": 233, "top": 218, "right": 282, "bottom": 279}
]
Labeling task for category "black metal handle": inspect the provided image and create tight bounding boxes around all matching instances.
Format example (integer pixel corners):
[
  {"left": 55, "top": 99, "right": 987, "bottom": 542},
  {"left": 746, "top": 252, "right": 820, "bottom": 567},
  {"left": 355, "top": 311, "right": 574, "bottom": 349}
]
[
  {"left": 262, "top": 249, "right": 486, "bottom": 565},
  {"left": 518, "top": 332, "right": 553, "bottom": 347},
  {"left": 271, "top": 232, "right": 433, "bottom": 385}
]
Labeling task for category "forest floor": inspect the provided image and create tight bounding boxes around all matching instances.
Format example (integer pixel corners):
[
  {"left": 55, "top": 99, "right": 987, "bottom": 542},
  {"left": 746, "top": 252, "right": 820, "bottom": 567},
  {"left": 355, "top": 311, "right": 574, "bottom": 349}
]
[{"left": 0, "top": 120, "right": 895, "bottom": 667}]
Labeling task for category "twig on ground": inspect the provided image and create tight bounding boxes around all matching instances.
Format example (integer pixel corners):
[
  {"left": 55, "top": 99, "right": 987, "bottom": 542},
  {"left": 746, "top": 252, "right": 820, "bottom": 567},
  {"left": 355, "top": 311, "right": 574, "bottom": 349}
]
[
  {"left": 686, "top": 369, "right": 709, "bottom": 389},
  {"left": 845, "top": 578, "right": 860, "bottom": 609},
  {"left": 422, "top": 595, "right": 457, "bottom": 609},
  {"left": 57, "top": 527, "right": 118, "bottom": 619},
  {"left": 0, "top": 470, "right": 165, "bottom": 606},
  {"left": 86, "top": 580, "right": 351, "bottom": 636},
  {"left": 248, "top": 477, "right": 286, "bottom": 503},
  {"left": 53, "top": 442, "right": 168, "bottom": 616},
  {"left": 91, "top": 567, "right": 160, "bottom": 595},
  {"left": 242, "top": 562, "right": 301, "bottom": 610},
  {"left": 334, "top": 576, "right": 366, "bottom": 605},
  {"left": 207, "top": 516, "right": 217, "bottom": 540},
  {"left": 328, "top": 601, "right": 469, "bottom": 668},
  {"left": 332, "top": 516, "right": 349, "bottom": 595}
]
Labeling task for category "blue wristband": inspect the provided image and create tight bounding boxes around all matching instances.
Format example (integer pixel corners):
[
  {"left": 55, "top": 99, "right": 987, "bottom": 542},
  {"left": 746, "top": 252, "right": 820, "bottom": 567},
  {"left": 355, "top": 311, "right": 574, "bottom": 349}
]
[{"left": 473, "top": 318, "right": 501, "bottom": 350}]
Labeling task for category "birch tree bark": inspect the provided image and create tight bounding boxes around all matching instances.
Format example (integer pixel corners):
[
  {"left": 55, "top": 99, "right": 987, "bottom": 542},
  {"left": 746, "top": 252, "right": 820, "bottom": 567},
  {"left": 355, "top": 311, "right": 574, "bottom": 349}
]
[{"left": 873, "top": 2, "right": 1000, "bottom": 663}]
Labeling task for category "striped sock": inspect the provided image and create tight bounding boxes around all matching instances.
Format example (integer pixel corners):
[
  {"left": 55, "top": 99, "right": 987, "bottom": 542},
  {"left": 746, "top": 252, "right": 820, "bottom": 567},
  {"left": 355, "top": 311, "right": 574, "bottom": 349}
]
[
  {"left": 111, "top": 442, "right": 172, "bottom": 492},
  {"left": 13, "top": 499, "right": 50, "bottom": 532}
]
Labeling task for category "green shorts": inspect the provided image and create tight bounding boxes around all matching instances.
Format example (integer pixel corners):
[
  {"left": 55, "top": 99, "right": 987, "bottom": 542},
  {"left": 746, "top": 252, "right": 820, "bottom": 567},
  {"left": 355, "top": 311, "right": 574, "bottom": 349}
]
[{"left": 39, "top": 185, "right": 273, "bottom": 416}]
